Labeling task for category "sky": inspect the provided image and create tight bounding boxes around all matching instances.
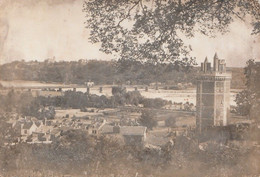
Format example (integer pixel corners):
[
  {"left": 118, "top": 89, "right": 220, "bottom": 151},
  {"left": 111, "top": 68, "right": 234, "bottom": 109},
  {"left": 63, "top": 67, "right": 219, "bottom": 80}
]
[{"left": 0, "top": 0, "right": 259, "bottom": 67}]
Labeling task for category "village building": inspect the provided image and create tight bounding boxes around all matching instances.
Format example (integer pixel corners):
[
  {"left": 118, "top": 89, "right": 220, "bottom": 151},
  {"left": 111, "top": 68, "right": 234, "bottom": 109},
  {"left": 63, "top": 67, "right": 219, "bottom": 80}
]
[
  {"left": 99, "top": 124, "right": 147, "bottom": 146},
  {"left": 120, "top": 126, "right": 147, "bottom": 146},
  {"left": 86, "top": 119, "right": 107, "bottom": 135},
  {"left": 21, "top": 122, "right": 38, "bottom": 136},
  {"left": 5, "top": 116, "right": 61, "bottom": 144}
]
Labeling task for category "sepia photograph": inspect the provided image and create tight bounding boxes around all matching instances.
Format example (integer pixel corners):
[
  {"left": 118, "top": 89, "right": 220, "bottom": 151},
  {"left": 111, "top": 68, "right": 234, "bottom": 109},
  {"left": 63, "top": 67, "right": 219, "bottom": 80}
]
[{"left": 0, "top": 0, "right": 260, "bottom": 176}]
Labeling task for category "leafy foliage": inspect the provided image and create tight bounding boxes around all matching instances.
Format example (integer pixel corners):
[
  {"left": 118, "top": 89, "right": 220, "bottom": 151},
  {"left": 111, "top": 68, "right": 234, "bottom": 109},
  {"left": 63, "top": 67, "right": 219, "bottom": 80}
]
[
  {"left": 1, "top": 128, "right": 259, "bottom": 176},
  {"left": 244, "top": 60, "right": 260, "bottom": 122},
  {"left": 165, "top": 116, "right": 176, "bottom": 127},
  {"left": 234, "top": 90, "right": 252, "bottom": 116},
  {"left": 139, "top": 109, "right": 157, "bottom": 129},
  {"left": 0, "top": 60, "right": 246, "bottom": 88},
  {"left": 0, "top": 89, "right": 170, "bottom": 119},
  {"left": 0, "top": 91, "right": 56, "bottom": 119},
  {"left": 141, "top": 98, "right": 169, "bottom": 108},
  {"left": 235, "top": 59, "right": 260, "bottom": 121},
  {"left": 83, "top": 0, "right": 260, "bottom": 65},
  {"left": 0, "top": 60, "right": 199, "bottom": 85}
]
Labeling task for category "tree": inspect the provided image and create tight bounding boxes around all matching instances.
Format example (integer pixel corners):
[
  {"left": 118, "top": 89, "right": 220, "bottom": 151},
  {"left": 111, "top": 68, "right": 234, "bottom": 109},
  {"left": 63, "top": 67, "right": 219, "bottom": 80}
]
[
  {"left": 0, "top": 120, "right": 12, "bottom": 145},
  {"left": 83, "top": 0, "right": 260, "bottom": 66},
  {"left": 234, "top": 90, "right": 252, "bottom": 116},
  {"left": 112, "top": 86, "right": 127, "bottom": 96},
  {"left": 244, "top": 60, "right": 260, "bottom": 122},
  {"left": 235, "top": 59, "right": 260, "bottom": 122},
  {"left": 139, "top": 110, "right": 157, "bottom": 130},
  {"left": 42, "top": 106, "right": 56, "bottom": 120},
  {"left": 125, "top": 90, "right": 143, "bottom": 106},
  {"left": 5, "top": 90, "right": 19, "bottom": 112},
  {"left": 142, "top": 98, "right": 168, "bottom": 108},
  {"left": 20, "top": 99, "right": 41, "bottom": 118},
  {"left": 165, "top": 116, "right": 176, "bottom": 127}
]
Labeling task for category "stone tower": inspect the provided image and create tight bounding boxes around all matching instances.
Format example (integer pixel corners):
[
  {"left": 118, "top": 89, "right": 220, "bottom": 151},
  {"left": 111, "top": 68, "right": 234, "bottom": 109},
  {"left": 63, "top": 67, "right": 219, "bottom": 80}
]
[{"left": 196, "top": 53, "right": 232, "bottom": 132}]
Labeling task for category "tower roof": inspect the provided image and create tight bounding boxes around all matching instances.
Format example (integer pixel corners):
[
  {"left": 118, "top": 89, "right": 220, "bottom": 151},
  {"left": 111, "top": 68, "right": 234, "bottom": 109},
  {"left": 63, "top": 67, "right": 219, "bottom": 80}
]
[
  {"left": 214, "top": 52, "right": 218, "bottom": 59},
  {"left": 204, "top": 57, "right": 208, "bottom": 63}
]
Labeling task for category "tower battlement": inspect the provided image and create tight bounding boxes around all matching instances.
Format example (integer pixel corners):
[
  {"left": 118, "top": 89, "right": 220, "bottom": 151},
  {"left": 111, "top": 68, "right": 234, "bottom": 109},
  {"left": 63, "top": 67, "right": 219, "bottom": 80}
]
[
  {"left": 201, "top": 53, "right": 227, "bottom": 73},
  {"left": 196, "top": 53, "right": 232, "bottom": 132}
]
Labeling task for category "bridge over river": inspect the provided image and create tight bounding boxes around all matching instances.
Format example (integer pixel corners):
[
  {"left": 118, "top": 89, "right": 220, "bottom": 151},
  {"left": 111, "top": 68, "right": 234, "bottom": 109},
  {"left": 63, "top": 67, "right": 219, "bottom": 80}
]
[{"left": 0, "top": 80, "right": 239, "bottom": 106}]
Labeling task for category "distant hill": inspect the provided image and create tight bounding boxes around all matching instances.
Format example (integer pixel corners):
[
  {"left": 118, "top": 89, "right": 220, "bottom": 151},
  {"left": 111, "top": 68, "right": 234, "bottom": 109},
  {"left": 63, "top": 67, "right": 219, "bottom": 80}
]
[{"left": 0, "top": 60, "right": 245, "bottom": 89}]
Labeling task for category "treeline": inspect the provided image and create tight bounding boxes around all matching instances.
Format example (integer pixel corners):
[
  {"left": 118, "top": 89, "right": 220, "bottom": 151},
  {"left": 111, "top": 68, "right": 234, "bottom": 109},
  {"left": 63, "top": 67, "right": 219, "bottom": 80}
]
[
  {"left": 0, "top": 60, "right": 245, "bottom": 88},
  {"left": 0, "top": 91, "right": 56, "bottom": 119},
  {"left": 33, "top": 89, "right": 169, "bottom": 110},
  {"left": 0, "top": 89, "right": 170, "bottom": 119},
  {"left": 0, "top": 60, "right": 197, "bottom": 85}
]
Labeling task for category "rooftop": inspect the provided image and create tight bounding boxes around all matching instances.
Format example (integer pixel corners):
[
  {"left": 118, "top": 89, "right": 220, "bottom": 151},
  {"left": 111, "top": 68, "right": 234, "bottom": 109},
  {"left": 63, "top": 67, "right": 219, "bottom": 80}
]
[{"left": 120, "top": 126, "right": 147, "bottom": 136}]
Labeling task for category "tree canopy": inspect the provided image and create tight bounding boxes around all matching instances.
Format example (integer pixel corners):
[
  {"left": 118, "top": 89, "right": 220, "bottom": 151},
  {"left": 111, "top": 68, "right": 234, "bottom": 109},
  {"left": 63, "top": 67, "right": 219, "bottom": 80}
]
[
  {"left": 83, "top": 0, "right": 260, "bottom": 66},
  {"left": 235, "top": 59, "right": 260, "bottom": 121},
  {"left": 139, "top": 109, "right": 157, "bottom": 129}
]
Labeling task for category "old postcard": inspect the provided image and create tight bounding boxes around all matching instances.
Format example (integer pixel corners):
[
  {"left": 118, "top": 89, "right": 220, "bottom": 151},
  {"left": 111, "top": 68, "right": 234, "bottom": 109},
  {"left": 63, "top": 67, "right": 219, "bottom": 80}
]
[{"left": 0, "top": 0, "right": 259, "bottom": 176}]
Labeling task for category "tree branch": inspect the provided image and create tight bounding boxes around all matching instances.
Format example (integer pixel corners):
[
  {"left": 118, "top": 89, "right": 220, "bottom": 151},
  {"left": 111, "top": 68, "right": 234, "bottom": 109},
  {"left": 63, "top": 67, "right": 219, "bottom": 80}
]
[{"left": 117, "top": 0, "right": 141, "bottom": 26}]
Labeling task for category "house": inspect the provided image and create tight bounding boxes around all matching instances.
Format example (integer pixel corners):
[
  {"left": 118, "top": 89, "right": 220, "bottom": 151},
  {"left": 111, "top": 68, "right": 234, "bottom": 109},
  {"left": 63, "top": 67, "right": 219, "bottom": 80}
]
[
  {"left": 21, "top": 122, "right": 38, "bottom": 136},
  {"left": 43, "top": 119, "right": 53, "bottom": 126},
  {"left": 120, "top": 126, "right": 147, "bottom": 146},
  {"left": 30, "top": 132, "right": 41, "bottom": 142},
  {"left": 29, "top": 132, "right": 52, "bottom": 144},
  {"left": 29, "top": 132, "right": 46, "bottom": 143},
  {"left": 36, "top": 124, "right": 53, "bottom": 135},
  {"left": 100, "top": 124, "right": 121, "bottom": 134},
  {"left": 100, "top": 124, "right": 114, "bottom": 134},
  {"left": 86, "top": 119, "right": 106, "bottom": 135},
  {"left": 18, "top": 121, "right": 39, "bottom": 142}
]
